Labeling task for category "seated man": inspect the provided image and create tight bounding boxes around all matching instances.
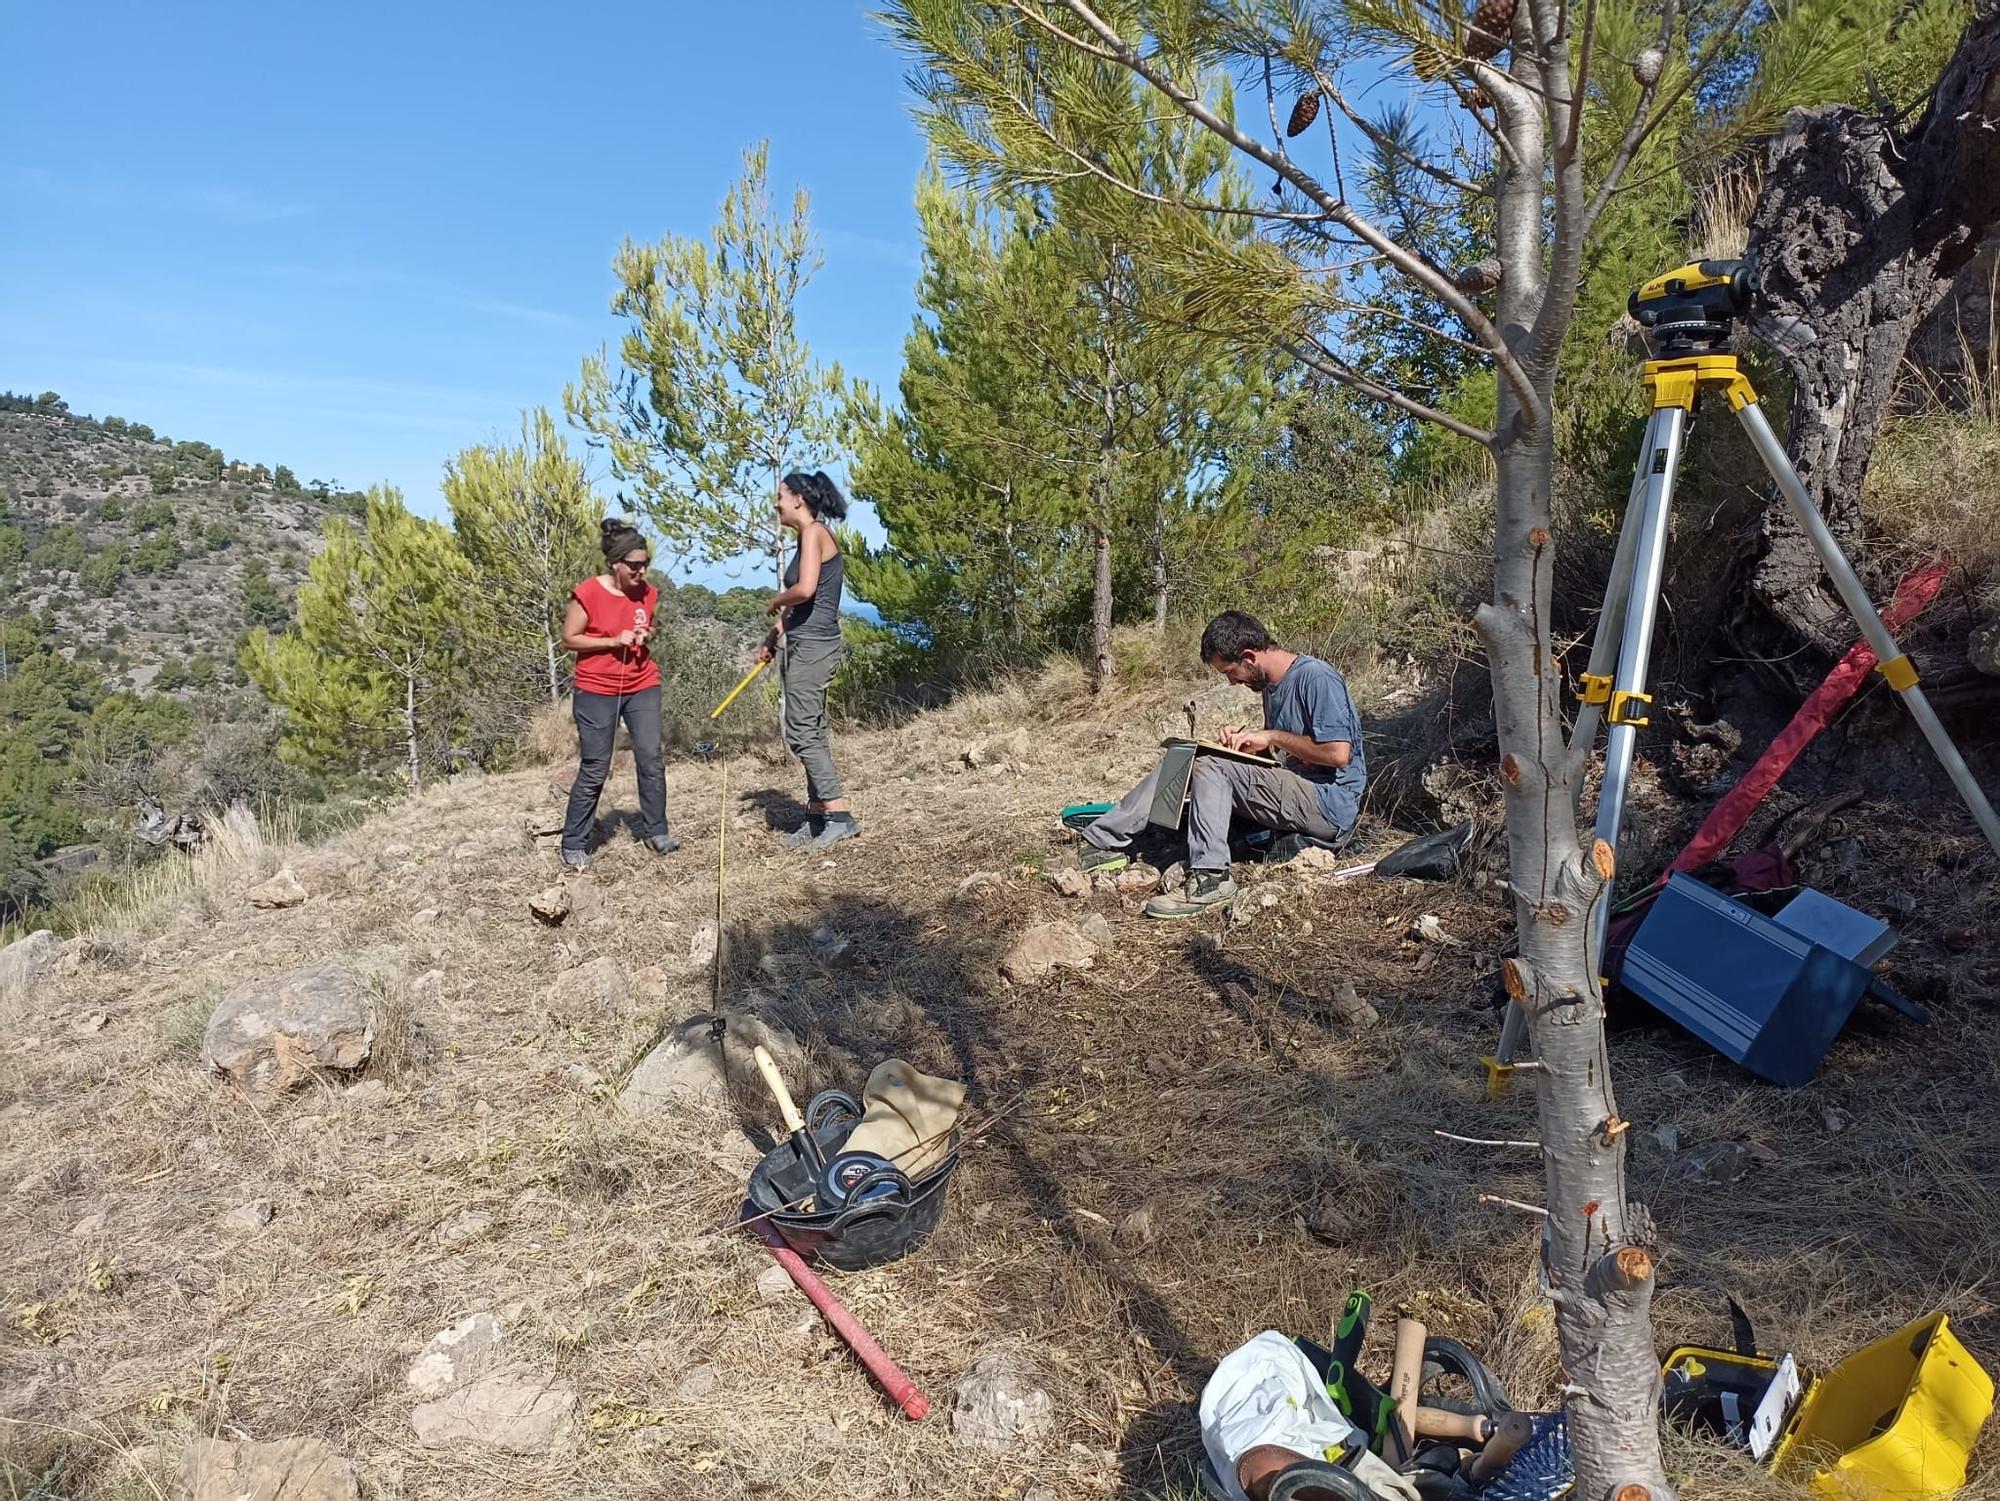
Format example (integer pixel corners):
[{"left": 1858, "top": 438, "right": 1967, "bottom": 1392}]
[{"left": 1078, "top": 610, "right": 1366, "bottom": 918}]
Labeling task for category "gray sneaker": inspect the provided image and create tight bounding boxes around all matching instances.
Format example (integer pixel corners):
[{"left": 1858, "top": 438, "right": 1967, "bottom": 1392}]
[
  {"left": 560, "top": 847, "right": 593, "bottom": 873},
  {"left": 646, "top": 834, "right": 681, "bottom": 856},
  {"left": 810, "top": 815, "right": 860, "bottom": 850},
  {"left": 1144, "top": 869, "right": 1236, "bottom": 919},
  {"left": 1077, "top": 845, "right": 1130, "bottom": 875},
  {"left": 780, "top": 819, "right": 823, "bottom": 850}
]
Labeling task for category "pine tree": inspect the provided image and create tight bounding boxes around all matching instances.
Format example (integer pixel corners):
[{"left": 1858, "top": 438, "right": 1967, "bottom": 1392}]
[
  {"left": 244, "top": 488, "right": 475, "bottom": 792},
  {"left": 445, "top": 408, "right": 602, "bottom": 705},
  {"left": 567, "top": 142, "right": 851, "bottom": 584}
]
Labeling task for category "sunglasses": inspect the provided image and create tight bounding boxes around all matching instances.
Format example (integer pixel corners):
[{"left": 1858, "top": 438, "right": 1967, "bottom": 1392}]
[{"left": 618, "top": 556, "right": 651, "bottom": 571}]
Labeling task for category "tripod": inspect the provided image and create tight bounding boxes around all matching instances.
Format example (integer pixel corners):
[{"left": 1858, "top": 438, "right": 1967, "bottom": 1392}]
[{"left": 1492, "top": 344, "right": 2000, "bottom": 1067}]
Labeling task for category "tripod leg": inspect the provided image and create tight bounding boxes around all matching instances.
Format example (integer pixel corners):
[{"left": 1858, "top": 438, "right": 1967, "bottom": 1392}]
[
  {"left": 1736, "top": 401, "right": 2000, "bottom": 857},
  {"left": 1588, "top": 403, "right": 1690, "bottom": 971},
  {"left": 1568, "top": 455, "right": 1653, "bottom": 818},
  {"left": 1500, "top": 405, "right": 1687, "bottom": 1063}
]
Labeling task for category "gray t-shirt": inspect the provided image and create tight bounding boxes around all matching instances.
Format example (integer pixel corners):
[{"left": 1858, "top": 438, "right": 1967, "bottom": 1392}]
[{"left": 1262, "top": 654, "right": 1366, "bottom": 830}]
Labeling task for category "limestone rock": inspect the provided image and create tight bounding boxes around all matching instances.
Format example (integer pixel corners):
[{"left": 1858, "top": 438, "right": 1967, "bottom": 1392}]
[
  {"left": 69, "top": 1210, "right": 109, "bottom": 1238},
  {"left": 999, "top": 922, "right": 1098, "bottom": 983},
  {"left": 223, "top": 1198, "right": 274, "bottom": 1233},
  {"left": 436, "top": 1209, "right": 495, "bottom": 1248},
  {"left": 406, "top": 1311, "right": 507, "bottom": 1398},
  {"left": 1076, "top": 913, "right": 1114, "bottom": 951},
  {"left": 0, "top": 930, "right": 62, "bottom": 995},
  {"left": 1047, "top": 868, "right": 1091, "bottom": 900},
  {"left": 1114, "top": 861, "right": 1161, "bottom": 896},
  {"left": 344, "top": 1080, "right": 389, "bottom": 1110},
  {"left": 952, "top": 1350, "right": 1055, "bottom": 1453},
  {"left": 619, "top": 1012, "right": 802, "bottom": 1118},
  {"left": 528, "top": 886, "right": 572, "bottom": 926},
  {"left": 183, "top": 1436, "right": 359, "bottom": 1501},
  {"left": 246, "top": 867, "right": 308, "bottom": 909},
  {"left": 72, "top": 1010, "right": 108, "bottom": 1037},
  {"left": 1971, "top": 619, "right": 2000, "bottom": 679},
  {"left": 676, "top": 1363, "right": 720, "bottom": 1401},
  {"left": 756, "top": 1263, "right": 793, "bottom": 1305},
  {"left": 201, "top": 962, "right": 376, "bottom": 1090},
  {"left": 1159, "top": 862, "right": 1185, "bottom": 893},
  {"left": 549, "top": 956, "right": 625, "bottom": 1021},
  {"left": 688, "top": 921, "right": 719, "bottom": 969},
  {"left": 954, "top": 870, "right": 1002, "bottom": 899},
  {"left": 291, "top": 852, "right": 361, "bottom": 895},
  {"left": 409, "top": 1364, "right": 576, "bottom": 1452},
  {"left": 1228, "top": 889, "right": 1280, "bottom": 927}
]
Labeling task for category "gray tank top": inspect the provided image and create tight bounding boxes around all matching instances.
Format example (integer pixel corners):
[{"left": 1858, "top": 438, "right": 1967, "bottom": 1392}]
[{"left": 782, "top": 529, "right": 843, "bottom": 638}]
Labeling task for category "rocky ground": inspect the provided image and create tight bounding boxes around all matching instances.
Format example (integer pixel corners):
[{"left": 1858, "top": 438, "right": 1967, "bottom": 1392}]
[{"left": 2, "top": 657, "right": 1997, "bottom": 1500}]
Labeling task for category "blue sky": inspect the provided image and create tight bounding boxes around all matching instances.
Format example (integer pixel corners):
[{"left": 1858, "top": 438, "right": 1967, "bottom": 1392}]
[{"left": 0, "top": 2, "right": 924, "bottom": 586}]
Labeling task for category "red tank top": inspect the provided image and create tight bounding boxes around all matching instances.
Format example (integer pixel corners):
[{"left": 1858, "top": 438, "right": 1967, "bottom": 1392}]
[{"left": 571, "top": 577, "right": 661, "bottom": 696}]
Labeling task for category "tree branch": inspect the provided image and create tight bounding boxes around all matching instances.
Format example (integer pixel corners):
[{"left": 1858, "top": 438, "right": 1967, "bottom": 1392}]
[
  {"left": 1311, "top": 66, "right": 1491, "bottom": 197},
  {"left": 1040, "top": 0, "right": 1547, "bottom": 429},
  {"left": 1293, "top": 337, "right": 1496, "bottom": 443}
]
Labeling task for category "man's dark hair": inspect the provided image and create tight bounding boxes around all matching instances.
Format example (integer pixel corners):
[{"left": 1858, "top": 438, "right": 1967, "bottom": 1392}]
[{"left": 1200, "top": 610, "right": 1276, "bottom": 662}]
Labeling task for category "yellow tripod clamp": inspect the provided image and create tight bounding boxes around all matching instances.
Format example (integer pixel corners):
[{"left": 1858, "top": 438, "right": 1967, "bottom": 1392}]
[{"left": 1607, "top": 690, "right": 1653, "bottom": 727}]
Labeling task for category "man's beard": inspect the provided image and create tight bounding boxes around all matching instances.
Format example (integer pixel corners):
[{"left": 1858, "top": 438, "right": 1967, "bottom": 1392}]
[{"left": 1243, "top": 666, "right": 1270, "bottom": 691}]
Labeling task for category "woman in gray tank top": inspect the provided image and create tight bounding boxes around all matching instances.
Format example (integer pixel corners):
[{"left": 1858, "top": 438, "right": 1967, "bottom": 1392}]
[{"left": 757, "top": 470, "right": 857, "bottom": 849}]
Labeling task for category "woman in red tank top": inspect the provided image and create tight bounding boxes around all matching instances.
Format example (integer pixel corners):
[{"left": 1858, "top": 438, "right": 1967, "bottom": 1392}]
[{"left": 556, "top": 518, "right": 678, "bottom": 871}]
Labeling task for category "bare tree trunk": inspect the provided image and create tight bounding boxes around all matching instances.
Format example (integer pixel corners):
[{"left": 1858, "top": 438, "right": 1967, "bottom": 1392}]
[
  {"left": 1473, "top": 7, "right": 1669, "bottom": 1496},
  {"left": 543, "top": 620, "right": 562, "bottom": 705},
  {"left": 1089, "top": 521, "right": 1114, "bottom": 691},
  {"left": 1091, "top": 273, "right": 1120, "bottom": 693},
  {"left": 1744, "top": 4, "right": 2000, "bottom": 661},
  {"left": 403, "top": 671, "right": 422, "bottom": 795}
]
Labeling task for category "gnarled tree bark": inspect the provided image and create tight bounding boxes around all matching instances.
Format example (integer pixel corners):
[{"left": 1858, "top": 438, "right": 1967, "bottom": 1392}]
[{"left": 1744, "top": 1, "right": 2000, "bottom": 664}]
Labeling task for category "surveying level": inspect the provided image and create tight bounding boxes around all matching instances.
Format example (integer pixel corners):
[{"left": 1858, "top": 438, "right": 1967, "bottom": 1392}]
[{"left": 1492, "top": 263, "right": 2000, "bottom": 1068}]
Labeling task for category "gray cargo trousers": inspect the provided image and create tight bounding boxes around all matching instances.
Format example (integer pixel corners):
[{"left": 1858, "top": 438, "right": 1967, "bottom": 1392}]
[
  {"left": 780, "top": 632, "right": 845, "bottom": 803},
  {"left": 1081, "top": 754, "right": 1344, "bottom": 870}
]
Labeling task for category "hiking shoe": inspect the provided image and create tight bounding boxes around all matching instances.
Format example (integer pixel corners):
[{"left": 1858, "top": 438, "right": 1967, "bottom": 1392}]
[
  {"left": 810, "top": 815, "right": 860, "bottom": 850},
  {"left": 780, "top": 819, "right": 823, "bottom": 850},
  {"left": 645, "top": 834, "right": 681, "bottom": 856},
  {"left": 1077, "top": 845, "right": 1130, "bottom": 875},
  {"left": 1144, "top": 869, "right": 1236, "bottom": 919},
  {"left": 559, "top": 847, "right": 593, "bottom": 873}
]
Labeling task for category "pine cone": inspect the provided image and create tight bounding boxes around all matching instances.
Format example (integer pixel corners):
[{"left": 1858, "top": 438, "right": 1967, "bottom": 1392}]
[
  {"left": 1466, "top": 0, "right": 1516, "bottom": 60},
  {"left": 1467, "top": 85, "right": 1493, "bottom": 110},
  {"left": 1632, "top": 47, "right": 1665, "bottom": 87},
  {"left": 1453, "top": 258, "right": 1504, "bottom": 293},
  {"left": 1286, "top": 91, "right": 1322, "bottom": 138}
]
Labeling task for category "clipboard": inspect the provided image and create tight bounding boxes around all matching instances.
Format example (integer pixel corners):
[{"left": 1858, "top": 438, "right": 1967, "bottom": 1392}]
[{"left": 1145, "top": 738, "right": 1278, "bottom": 829}]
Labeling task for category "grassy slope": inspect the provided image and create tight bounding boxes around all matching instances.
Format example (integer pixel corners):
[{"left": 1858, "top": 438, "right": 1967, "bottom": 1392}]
[{"left": 2, "top": 645, "right": 1996, "bottom": 1500}]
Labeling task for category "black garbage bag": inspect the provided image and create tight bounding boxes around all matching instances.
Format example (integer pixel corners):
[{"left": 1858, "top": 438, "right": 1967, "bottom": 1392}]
[{"left": 1374, "top": 821, "right": 1475, "bottom": 881}]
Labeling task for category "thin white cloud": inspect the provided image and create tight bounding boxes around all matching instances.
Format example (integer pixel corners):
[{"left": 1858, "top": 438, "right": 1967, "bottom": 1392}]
[
  {"left": 0, "top": 164, "right": 315, "bottom": 224},
  {"left": 250, "top": 262, "right": 587, "bottom": 331}
]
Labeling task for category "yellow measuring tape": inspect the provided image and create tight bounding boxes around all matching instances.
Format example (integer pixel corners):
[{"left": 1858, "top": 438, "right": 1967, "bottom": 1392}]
[{"left": 711, "top": 658, "right": 770, "bottom": 720}]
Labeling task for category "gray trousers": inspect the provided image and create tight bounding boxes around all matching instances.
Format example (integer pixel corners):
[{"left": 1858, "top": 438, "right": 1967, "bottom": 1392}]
[
  {"left": 1082, "top": 754, "right": 1343, "bottom": 870},
  {"left": 780, "top": 632, "right": 845, "bottom": 803},
  {"left": 563, "top": 685, "right": 667, "bottom": 850}
]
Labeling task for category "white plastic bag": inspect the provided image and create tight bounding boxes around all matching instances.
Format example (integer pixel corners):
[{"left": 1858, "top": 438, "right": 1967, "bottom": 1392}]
[{"left": 1199, "top": 1330, "right": 1367, "bottom": 1501}]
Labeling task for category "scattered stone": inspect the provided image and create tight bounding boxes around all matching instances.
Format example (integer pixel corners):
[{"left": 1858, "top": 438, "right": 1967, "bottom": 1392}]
[
  {"left": 451, "top": 842, "right": 483, "bottom": 862},
  {"left": 756, "top": 1263, "right": 794, "bottom": 1306},
  {"left": 410, "top": 1364, "right": 576, "bottom": 1453},
  {"left": 222, "top": 1198, "right": 273, "bottom": 1233},
  {"left": 810, "top": 1422, "right": 844, "bottom": 1447},
  {"left": 1668, "top": 1140, "right": 1759, "bottom": 1186},
  {"left": 1321, "top": 981, "right": 1380, "bottom": 1029},
  {"left": 1159, "top": 862, "right": 1185, "bottom": 892},
  {"left": 72, "top": 1011, "right": 108, "bottom": 1037},
  {"left": 291, "top": 852, "right": 362, "bottom": 895},
  {"left": 676, "top": 1364, "right": 721, "bottom": 1401},
  {"left": 1822, "top": 1107, "right": 1851, "bottom": 1134},
  {"left": 528, "top": 887, "right": 572, "bottom": 926},
  {"left": 383, "top": 842, "right": 414, "bottom": 860},
  {"left": 999, "top": 923, "right": 1098, "bottom": 983},
  {"left": 630, "top": 964, "right": 668, "bottom": 1002},
  {"left": 952, "top": 1350, "right": 1055, "bottom": 1454},
  {"left": 1115, "top": 862, "right": 1162, "bottom": 896},
  {"left": 411, "top": 969, "right": 445, "bottom": 995},
  {"left": 688, "top": 921, "right": 720, "bottom": 969},
  {"left": 955, "top": 870, "right": 1002, "bottom": 899},
  {"left": 246, "top": 867, "right": 308, "bottom": 909},
  {"left": 1651, "top": 1124, "right": 1682, "bottom": 1154},
  {"left": 344, "top": 1079, "right": 390, "bottom": 1110},
  {"left": 437, "top": 1209, "right": 495, "bottom": 1248},
  {"left": 620, "top": 1012, "right": 804, "bottom": 1118},
  {"left": 406, "top": 1311, "right": 508, "bottom": 1398},
  {"left": 412, "top": 908, "right": 441, "bottom": 927},
  {"left": 549, "top": 957, "right": 626, "bottom": 1021},
  {"left": 1047, "top": 868, "right": 1091, "bottom": 900},
  {"left": 183, "top": 1436, "right": 359, "bottom": 1501},
  {"left": 1970, "top": 618, "right": 2000, "bottom": 679},
  {"left": 1228, "top": 889, "right": 1280, "bottom": 927},
  {"left": 562, "top": 1063, "right": 604, "bottom": 1091},
  {"left": 69, "top": 1211, "right": 109, "bottom": 1238},
  {"left": 0, "top": 930, "right": 62, "bottom": 995},
  {"left": 1411, "top": 913, "right": 1462, "bottom": 946},
  {"left": 808, "top": 925, "right": 851, "bottom": 961},
  {"left": 201, "top": 962, "right": 376, "bottom": 1091},
  {"left": 1076, "top": 912, "right": 1114, "bottom": 951}
]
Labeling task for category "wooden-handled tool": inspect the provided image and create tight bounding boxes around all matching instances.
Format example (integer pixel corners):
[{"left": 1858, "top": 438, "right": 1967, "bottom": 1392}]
[
  {"left": 710, "top": 657, "right": 770, "bottom": 720},
  {"left": 1466, "top": 1411, "right": 1535, "bottom": 1482},
  {"left": 753, "top": 1044, "right": 822, "bottom": 1171},
  {"left": 1388, "top": 1317, "right": 1427, "bottom": 1463}
]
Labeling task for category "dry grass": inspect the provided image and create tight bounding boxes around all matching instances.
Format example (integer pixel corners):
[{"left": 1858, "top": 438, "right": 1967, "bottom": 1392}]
[
  {"left": 3, "top": 643, "right": 1997, "bottom": 1499},
  {"left": 1868, "top": 351, "right": 2000, "bottom": 610}
]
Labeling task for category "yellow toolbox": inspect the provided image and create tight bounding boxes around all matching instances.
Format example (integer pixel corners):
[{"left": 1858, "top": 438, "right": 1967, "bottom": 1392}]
[{"left": 1773, "top": 1312, "right": 1993, "bottom": 1500}]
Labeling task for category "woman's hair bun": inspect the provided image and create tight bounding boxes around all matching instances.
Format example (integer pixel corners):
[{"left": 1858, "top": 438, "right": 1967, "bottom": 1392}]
[{"left": 782, "top": 470, "right": 847, "bottom": 522}]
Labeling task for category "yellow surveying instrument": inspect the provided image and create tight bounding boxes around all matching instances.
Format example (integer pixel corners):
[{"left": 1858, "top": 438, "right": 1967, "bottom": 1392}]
[{"left": 1493, "top": 259, "right": 2000, "bottom": 1066}]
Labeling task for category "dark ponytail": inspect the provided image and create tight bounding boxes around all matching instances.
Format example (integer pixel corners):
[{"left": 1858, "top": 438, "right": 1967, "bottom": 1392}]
[
  {"left": 781, "top": 470, "right": 847, "bottom": 522},
  {"left": 600, "top": 516, "right": 645, "bottom": 564}
]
